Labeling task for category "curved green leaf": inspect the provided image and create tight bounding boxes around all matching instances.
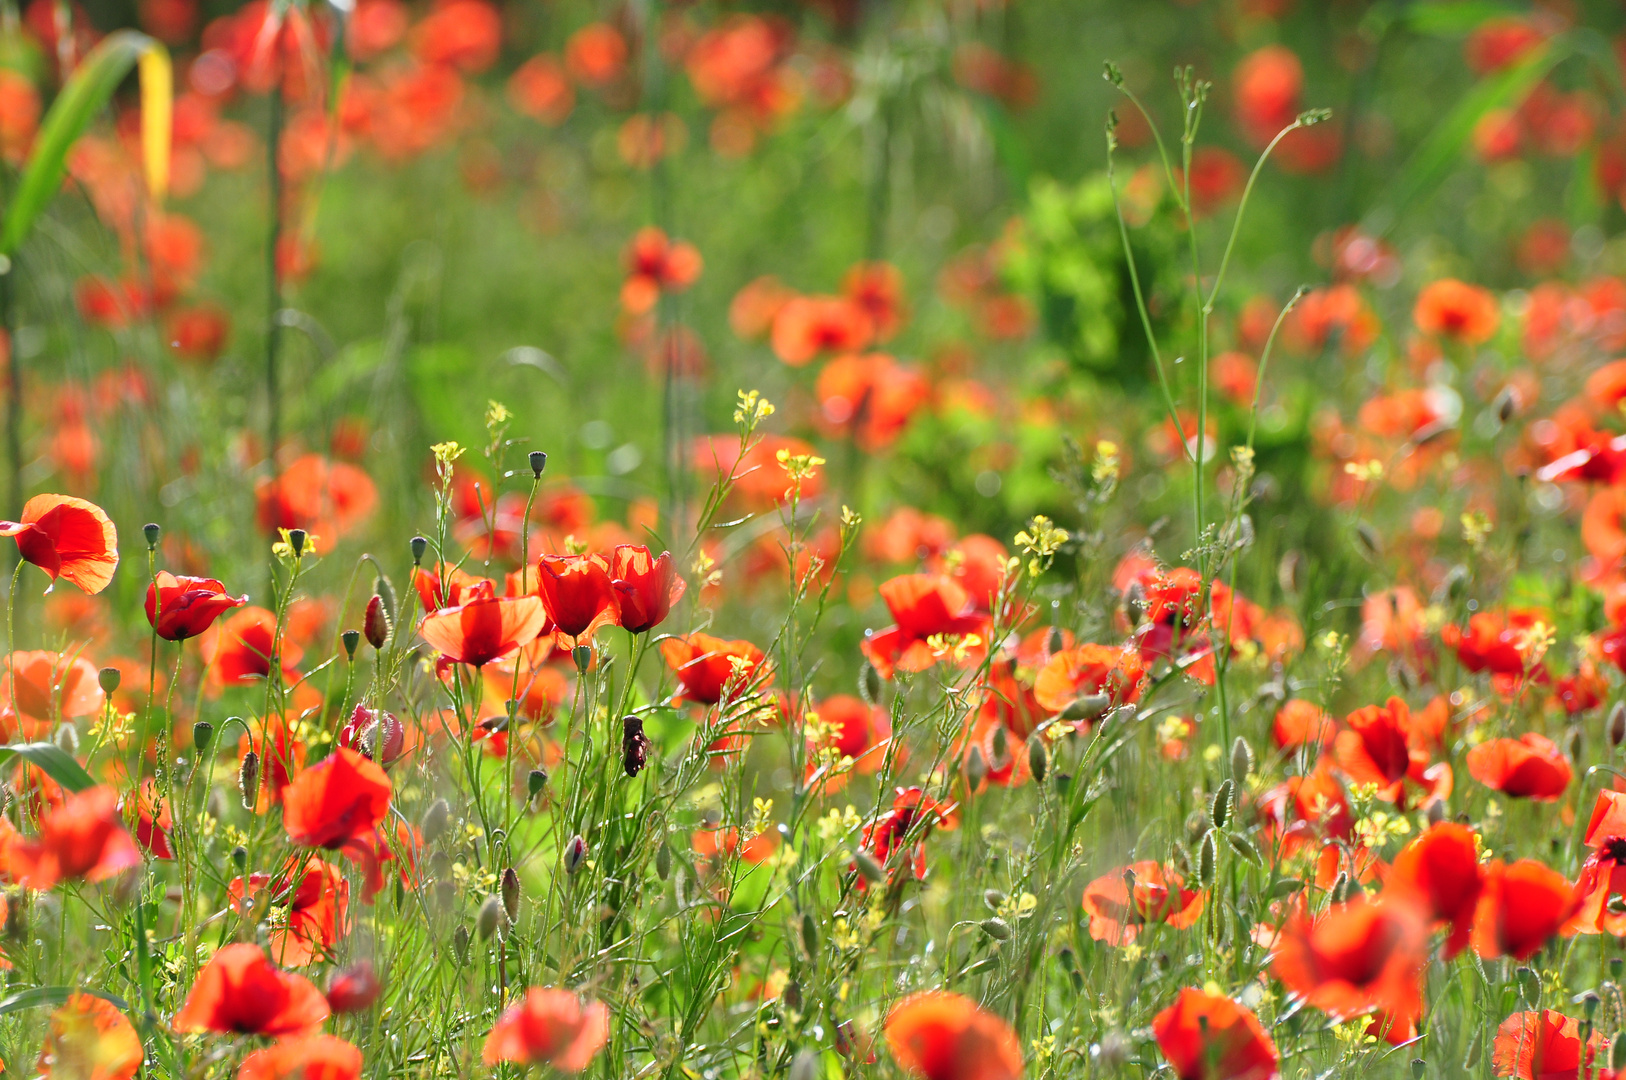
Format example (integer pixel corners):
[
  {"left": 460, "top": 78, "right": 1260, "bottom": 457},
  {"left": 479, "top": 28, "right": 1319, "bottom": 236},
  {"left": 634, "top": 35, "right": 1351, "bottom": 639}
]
[
  {"left": 0, "top": 986, "right": 129, "bottom": 1016},
  {"left": 0, "top": 741, "right": 96, "bottom": 793},
  {"left": 0, "top": 30, "right": 162, "bottom": 256}
]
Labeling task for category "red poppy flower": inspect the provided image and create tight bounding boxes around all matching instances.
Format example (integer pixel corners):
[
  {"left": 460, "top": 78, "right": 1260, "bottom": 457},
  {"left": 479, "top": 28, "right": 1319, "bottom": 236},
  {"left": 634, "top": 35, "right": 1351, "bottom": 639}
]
[
  {"left": 172, "top": 943, "right": 329, "bottom": 1036},
  {"left": 862, "top": 574, "right": 989, "bottom": 679},
  {"left": 1569, "top": 790, "right": 1626, "bottom": 935},
  {"left": 804, "top": 694, "right": 895, "bottom": 788},
  {"left": 508, "top": 53, "right": 574, "bottom": 125},
  {"left": 610, "top": 545, "right": 685, "bottom": 634},
  {"left": 326, "top": 961, "right": 381, "bottom": 1013},
  {"left": 565, "top": 23, "right": 627, "bottom": 86},
  {"left": 337, "top": 704, "right": 406, "bottom": 765},
  {"left": 842, "top": 261, "right": 909, "bottom": 342},
  {"left": 204, "top": 607, "right": 303, "bottom": 686},
  {"left": 1493, "top": 1010, "right": 1608, "bottom": 1080},
  {"left": 231, "top": 856, "right": 350, "bottom": 968},
  {"left": 882, "top": 991, "right": 1021, "bottom": 1080},
  {"left": 1442, "top": 610, "right": 1548, "bottom": 684},
  {"left": 2, "top": 650, "right": 105, "bottom": 736},
  {"left": 1152, "top": 988, "right": 1277, "bottom": 1080},
  {"left": 1334, "top": 698, "right": 1416, "bottom": 802},
  {"left": 536, "top": 553, "right": 619, "bottom": 646},
  {"left": 8, "top": 785, "right": 140, "bottom": 890},
  {"left": 1272, "top": 699, "right": 1334, "bottom": 750},
  {"left": 411, "top": 0, "right": 499, "bottom": 73},
  {"left": 281, "top": 748, "right": 392, "bottom": 850},
  {"left": 860, "top": 787, "right": 957, "bottom": 884},
  {"left": 37, "top": 992, "right": 143, "bottom": 1080},
  {"left": 145, "top": 571, "right": 248, "bottom": 641},
  {"left": 770, "top": 295, "right": 874, "bottom": 366},
  {"left": 660, "top": 633, "right": 770, "bottom": 705},
  {"left": 239, "top": 1034, "right": 363, "bottom": 1080},
  {"left": 1414, "top": 278, "right": 1500, "bottom": 344},
  {"left": 1081, "top": 861, "right": 1206, "bottom": 945},
  {"left": 1472, "top": 859, "right": 1579, "bottom": 960},
  {"left": 814, "top": 353, "right": 931, "bottom": 451},
  {"left": 1269, "top": 896, "right": 1426, "bottom": 1026},
  {"left": 482, "top": 987, "right": 610, "bottom": 1070},
  {"left": 255, "top": 454, "right": 378, "bottom": 540},
  {"left": 166, "top": 304, "right": 231, "bottom": 364},
  {"left": 1466, "top": 734, "right": 1571, "bottom": 800},
  {"left": 131, "top": 777, "right": 174, "bottom": 860},
  {"left": 1233, "top": 45, "right": 1301, "bottom": 144},
  {"left": 419, "top": 581, "right": 547, "bottom": 667},
  {"left": 691, "top": 826, "right": 781, "bottom": 864},
  {"left": 412, "top": 562, "right": 492, "bottom": 612},
  {"left": 1032, "top": 644, "right": 1146, "bottom": 716},
  {"left": 0, "top": 494, "right": 118, "bottom": 594},
  {"left": 1385, "top": 822, "right": 1483, "bottom": 958},
  {"left": 620, "top": 227, "right": 702, "bottom": 315}
]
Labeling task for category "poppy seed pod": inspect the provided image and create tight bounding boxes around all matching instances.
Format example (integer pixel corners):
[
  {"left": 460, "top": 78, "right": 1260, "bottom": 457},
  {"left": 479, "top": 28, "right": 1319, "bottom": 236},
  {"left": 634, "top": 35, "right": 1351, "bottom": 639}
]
[
  {"left": 1211, "top": 780, "right": 1234, "bottom": 830},
  {"left": 98, "top": 666, "right": 121, "bottom": 695},
  {"left": 193, "top": 721, "right": 214, "bottom": 753},
  {"left": 452, "top": 925, "right": 470, "bottom": 966},
  {"left": 1586, "top": 994, "right": 1601, "bottom": 1020},
  {"left": 1027, "top": 736, "right": 1048, "bottom": 783},
  {"left": 420, "top": 798, "right": 451, "bottom": 844},
  {"left": 477, "top": 895, "right": 503, "bottom": 941},
  {"left": 231, "top": 845, "right": 247, "bottom": 870},
  {"left": 1610, "top": 701, "right": 1625, "bottom": 748},
  {"left": 799, "top": 911, "right": 818, "bottom": 958},
  {"left": 144, "top": 522, "right": 161, "bottom": 549},
  {"left": 853, "top": 849, "right": 885, "bottom": 885},
  {"left": 529, "top": 451, "right": 547, "bottom": 478},
  {"left": 1230, "top": 736, "right": 1253, "bottom": 784},
  {"left": 341, "top": 630, "right": 360, "bottom": 659},
  {"left": 572, "top": 645, "right": 592, "bottom": 674},
  {"left": 564, "top": 834, "right": 587, "bottom": 874},
  {"left": 501, "top": 867, "right": 521, "bottom": 921},
  {"left": 288, "top": 529, "right": 307, "bottom": 557},
  {"left": 238, "top": 751, "right": 259, "bottom": 810},
  {"left": 364, "top": 594, "right": 391, "bottom": 650},
  {"left": 527, "top": 768, "right": 548, "bottom": 801},
  {"left": 410, "top": 535, "right": 428, "bottom": 566}
]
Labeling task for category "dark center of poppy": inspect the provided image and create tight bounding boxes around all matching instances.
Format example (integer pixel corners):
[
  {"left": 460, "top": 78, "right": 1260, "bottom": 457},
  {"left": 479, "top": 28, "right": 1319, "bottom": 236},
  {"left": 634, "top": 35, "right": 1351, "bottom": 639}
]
[{"left": 1605, "top": 837, "right": 1626, "bottom": 864}]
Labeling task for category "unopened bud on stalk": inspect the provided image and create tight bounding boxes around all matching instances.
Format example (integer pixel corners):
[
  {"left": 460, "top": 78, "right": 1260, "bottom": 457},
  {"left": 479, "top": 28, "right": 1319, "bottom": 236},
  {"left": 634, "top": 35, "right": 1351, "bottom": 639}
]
[
  {"left": 501, "top": 867, "right": 521, "bottom": 921},
  {"left": 98, "top": 666, "right": 121, "bottom": 696},
  {"left": 965, "top": 745, "right": 988, "bottom": 789},
  {"left": 1610, "top": 702, "right": 1626, "bottom": 748},
  {"left": 983, "top": 889, "right": 1007, "bottom": 911},
  {"left": 1198, "top": 831, "right": 1216, "bottom": 887},
  {"left": 52, "top": 723, "right": 77, "bottom": 754},
  {"left": 853, "top": 849, "right": 885, "bottom": 885},
  {"left": 1613, "top": 1034, "right": 1626, "bottom": 1073},
  {"left": 341, "top": 630, "right": 360, "bottom": 660},
  {"left": 799, "top": 911, "right": 818, "bottom": 958},
  {"left": 143, "top": 523, "right": 161, "bottom": 550},
  {"left": 193, "top": 721, "right": 214, "bottom": 753},
  {"left": 1495, "top": 386, "right": 1519, "bottom": 423},
  {"left": 655, "top": 842, "right": 672, "bottom": 881},
  {"left": 477, "top": 895, "right": 503, "bottom": 941},
  {"left": 572, "top": 646, "right": 591, "bottom": 674},
  {"left": 1330, "top": 871, "right": 1351, "bottom": 904},
  {"left": 529, "top": 451, "right": 548, "bottom": 478},
  {"left": 623, "top": 716, "right": 652, "bottom": 778},
  {"left": 1410, "top": 1058, "right": 1425, "bottom": 1080},
  {"left": 1027, "top": 737, "right": 1047, "bottom": 783},
  {"left": 1567, "top": 726, "right": 1583, "bottom": 763},
  {"left": 858, "top": 662, "right": 882, "bottom": 705},
  {"left": 527, "top": 768, "right": 548, "bottom": 800},
  {"left": 989, "top": 725, "right": 1009, "bottom": 768},
  {"left": 1211, "top": 780, "right": 1234, "bottom": 830},
  {"left": 564, "top": 834, "right": 587, "bottom": 874},
  {"left": 364, "top": 595, "right": 391, "bottom": 650},
  {"left": 1062, "top": 693, "right": 1110, "bottom": 721},
  {"left": 419, "top": 798, "right": 451, "bottom": 844},
  {"left": 231, "top": 845, "right": 247, "bottom": 870},
  {"left": 288, "top": 529, "right": 307, "bottom": 557},
  {"left": 980, "top": 917, "right": 1011, "bottom": 941},
  {"left": 452, "top": 925, "right": 470, "bottom": 966},
  {"left": 238, "top": 751, "right": 259, "bottom": 809},
  {"left": 1230, "top": 737, "right": 1253, "bottom": 785}
]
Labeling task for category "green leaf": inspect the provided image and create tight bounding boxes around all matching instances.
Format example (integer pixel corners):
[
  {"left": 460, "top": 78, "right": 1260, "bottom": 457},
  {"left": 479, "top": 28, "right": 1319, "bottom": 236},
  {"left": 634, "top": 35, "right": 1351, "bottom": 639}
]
[
  {"left": 0, "top": 741, "right": 96, "bottom": 793},
  {"left": 1, "top": 30, "right": 161, "bottom": 256},
  {"left": 0, "top": 986, "right": 129, "bottom": 1016}
]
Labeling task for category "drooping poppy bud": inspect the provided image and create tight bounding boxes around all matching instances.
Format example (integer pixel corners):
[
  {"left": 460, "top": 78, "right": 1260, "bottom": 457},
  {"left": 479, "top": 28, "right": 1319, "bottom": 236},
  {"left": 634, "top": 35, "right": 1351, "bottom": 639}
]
[{"left": 364, "top": 594, "right": 391, "bottom": 650}]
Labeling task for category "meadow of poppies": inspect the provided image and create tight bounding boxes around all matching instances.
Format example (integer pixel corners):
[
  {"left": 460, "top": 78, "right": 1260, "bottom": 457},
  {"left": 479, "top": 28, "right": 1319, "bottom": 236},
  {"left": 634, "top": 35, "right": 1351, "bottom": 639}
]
[{"left": 9, "top": 0, "right": 1626, "bottom": 1078}]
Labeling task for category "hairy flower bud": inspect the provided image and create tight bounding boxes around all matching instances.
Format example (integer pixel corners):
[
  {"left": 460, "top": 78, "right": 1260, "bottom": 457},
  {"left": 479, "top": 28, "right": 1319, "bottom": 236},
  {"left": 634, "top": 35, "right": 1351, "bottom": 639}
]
[
  {"left": 238, "top": 751, "right": 259, "bottom": 810},
  {"left": 419, "top": 798, "right": 451, "bottom": 844},
  {"left": 501, "top": 867, "right": 521, "bottom": 921},
  {"left": 799, "top": 911, "right": 818, "bottom": 958},
  {"left": 853, "top": 849, "right": 885, "bottom": 885},
  {"left": 477, "top": 895, "right": 503, "bottom": 941},
  {"left": 452, "top": 925, "right": 470, "bottom": 966},
  {"left": 564, "top": 834, "right": 587, "bottom": 875},
  {"left": 1211, "top": 779, "right": 1234, "bottom": 830},
  {"left": 1230, "top": 737, "right": 1253, "bottom": 785},
  {"left": 655, "top": 842, "right": 672, "bottom": 881},
  {"left": 364, "top": 594, "right": 391, "bottom": 650},
  {"left": 1027, "top": 736, "right": 1047, "bottom": 783},
  {"left": 858, "top": 662, "right": 882, "bottom": 705},
  {"left": 1197, "top": 830, "right": 1216, "bottom": 887},
  {"left": 980, "top": 917, "right": 1011, "bottom": 940},
  {"left": 1610, "top": 702, "right": 1626, "bottom": 748}
]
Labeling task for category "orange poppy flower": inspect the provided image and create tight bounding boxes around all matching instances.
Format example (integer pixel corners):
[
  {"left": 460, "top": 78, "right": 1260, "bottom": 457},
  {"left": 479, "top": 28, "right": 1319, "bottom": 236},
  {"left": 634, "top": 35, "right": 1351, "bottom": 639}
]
[
  {"left": 281, "top": 748, "right": 392, "bottom": 850},
  {"left": 1385, "top": 822, "right": 1483, "bottom": 958},
  {"left": 482, "top": 987, "right": 610, "bottom": 1070},
  {"left": 730, "top": 275, "right": 796, "bottom": 340},
  {"left": 564, "top": 23, "right": 628, "bottom": 87},
  {"left": 609, "top": 545, "right": 685, "bottom": 634},
  {"left": 882, "top": 991, "right": 1021, "bottom": 1080},
  {"left": 1413, "top": 278, "right": 1500, "bottom": 344},
  {"left": 1492, "top": 1010, "right": 1606, "bottom": 1080},
  {"left": 419, "top": 581, "right": 548, "bottom": 667},
  {"left": 508, "top": 53, "right": 574, "bottom": 125},
  {"left": 238, "top": 712, "right": 308, "bottom": 811},
  {"left": 231, "top": 856, "right": 350, "bottom": 967},
  {"left": 842, "top": 261, "right": 909, "bottom": 341},
  {"left": 204, "top": 607, "right": 303, "bottom": 686},
  {"left": 1466, "top": 733, "right": 1571, "bottom": 800},
  {"left": 255, "top": 454, "right": 378, "bottom": 540},
  {"left": 620, "top": 227, "right": 702, "bottom": 315},
  {"left": 814, "top": 352, "right": 931, "bottom": 451},
  {"left": 1081, "top": 861, "right": 1206, "bottom": 945},
  {"left": 661, "top": 632, "right": 770, "bottom": 705},
  {"left": 1233, "top": 45, "right": 1301, "bottom": 144},
  {"left": 536, "top": 553, "right": 619, "bottom": 647},
  {"left": 770, "top": 295, "right": 874, "bottom": 366},
  {"left": 804, "top": 694, "right": 895, "bottom": 788},
  {"left": 0, "top": 494, "right": 118, "bottom": 594},
  {"left": 1583, "top": 487, "right": 1626, "bottom": 568},
  {"left": 145, "top": 571, "right": 248, "bottom": 642},
  {"left": 1333, "top": 698, "right": 1415, "bottom": 802},
  {"left": 172, "top": 943, "right": 330, "bottom": 1037},
  {"left": 1472, "top": 859, "right": 1579, "bottom": 961},
  {"left": 2, "top": 650, "right": 104, "bottom": 735},
  {"left": 411, "top": 0, "right": 499, "bottom": 73},
  {"left": 1272, "top": 699, "right": 1334, "bottom": 750},
  {"left": 862, "top": 574, "right": 990, "bottom": 679},
  {"left": 9, "top": 785, "right": 140, "bottom": 890},
  {"left": 37, "top": 992, "right": 143, "bottom": 1080},
  {"left": 412, "top": 562, "right": 492, "bottom": 613},
  {"left": 239, "top": 1034, "right": 362, "bottom": 1080},
  {"left": 1569, "top": 790, "right": 1626, "bottom": 935},
  {"left": 1269, "top": 896, "right": 1426, "bottom": 1026},
  {"left": 1442, "top": 610, "right": 1548, "bottom": 684},
  {"left": 1032, "top": 644, "right": 1146, "bottom": 715},
  {"left": 691, "top": 826, "right": 781, "bottom": 864},
  {"left": 1152, "top": 988, "right": 1277, "bottom": 1080}
]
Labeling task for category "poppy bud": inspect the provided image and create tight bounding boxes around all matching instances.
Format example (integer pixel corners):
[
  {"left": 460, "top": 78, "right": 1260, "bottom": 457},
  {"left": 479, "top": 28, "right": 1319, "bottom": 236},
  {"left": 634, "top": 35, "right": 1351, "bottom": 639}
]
[
  {"left": 1409, "top": 1059, "right": 1424, "bottom": 1080},
  {"left": 231, "top": 844, "right": 248, "bottom": 871},
  {"left": 623, "top": 715, "right": 652, "bottom": 778},
  {"left": 800, "top": 911, "right": 818, "bottom": 958},
  {"left": 1330, "top": 871, "right": 1351, "bottom": 904},
  {"left": 288, "top": 529, "right": 307, "bottom": 557},
  {"left": 853, "top": 849, "right": 885, "bottom": 885},
  {"left": 98, "top": 666, "right": 121, "bottom": 695},
  {"left": 477, "top": 894, "right": 503, "bottom": 941},
  {"left": 1230, "top": 737, "right": 1253, "bottom": 784},
  {"left": 410, "top": 535, "right": 428, "bottom": 566},
  {"left": 1610, "top": 702, "right": 1625, "bottom": 748},
  {"left": 144, "top": 523, "right": 161, "bottom": 549},
  {"left": 1515, "top": 966, "right": 1540, "bottom": 1003},
  {"left": 1438, "top": 564, "right": 1469, "bottom": 603},
  {"left": 1211, "top": 780, "right": 1234, "bottom": 830},
  {"left": 980, "top": 917, "right": 1011, "bottom": 940},
  {"left": 501, "top": 866, "right": 521, "bottom": 921},
  {"left": 781, "top": 980, "right": 803, "bottom": 1013},
  {"left": 564, "top": 834, "right": 587, "bottom": 874},
  {"left": 1613, "top": 1034, "right": 1626, "bottom": 1073},
  {"left": 965, "top": 745, "right": 988, "bottom": 789},
  {"left": 1567, "top": 726, "right": 1583, "bottom": 763},
  {"left": 341, "top": 630, "right": 360, "bottom": 659},
  {"left": 1495, "top": 385, "right": 1518, "bottom": 423},
  {"left": 364, "top": 594, "right": 391, "bottom": 650},
  {"left": 1227, "top": 833, "right": 1261, "bottom": 865},
  {"left": 1353, "top": 521, "right": 1382, "bottom": 559},
  {"left": 420, "top": 798, "right": 451, "bottom": 844},
  {"left": 1197, "top": 830, "right": 1216, "bottom": 887},
  {"left": 529, "top": 451, "right": 548, "bottom": 478},
  {"left": 1027, "top": 737, "right": 1047, "bottom": 783},
  {"left": 452, "top": 925, "right": 471, "bottom": 965},
  {"left": 1046, "top": 625, "right": 1064, "bottom": 654},
  {"left": 983, "top": 889, "right": 1007, "bottom": 911},
  {"left": 789, "top": 1050, "right": 818, "bottom": 1080},
  {"left": 238, "top": 751, "right": 259, "bottom": 809},
  {"left": 1278, "top": 550, "right": 1306, "bottom": 596},
  {"left": 989, "top": 724, "right": 1010, "bottom": 767},
  {"left": 52, "top": 724, "right": 77, "bottom": 755},
  {"left": 858, "top": 662, "right": 883, "bottom": 705},
  {"left": 1426, "top": 799, "right": 1446, "bottom": 826},
  {"left": 527, "top": 768, "right": 549, "bottom": 801},
  {"left": 193, "top": 721, "right": 214, "bottom": 753},
  {"left": 1062, "top": 693, "right": 1110, "bottom": 721},
  {"left": 572, "top": 645, "right": 592, "bottom": 674},
  {"left": 655, "top": 842, "right": 672, "bottom": 881}
]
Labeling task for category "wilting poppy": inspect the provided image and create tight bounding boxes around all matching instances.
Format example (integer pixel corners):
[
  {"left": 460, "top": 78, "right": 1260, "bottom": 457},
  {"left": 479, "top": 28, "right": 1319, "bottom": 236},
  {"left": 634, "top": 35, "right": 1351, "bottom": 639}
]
[
  {"left": 862, "top": 574, "right": 989, "bottom": 679},
  {"left": 882, "top": 991, "right": 1022, "bottom": 1080},
  {"left": 172, "top": 943, "right": 330, "bottom": 1036},
  {"left": 239, "top": 1034, "right": 363, "bottom": 1080},
  {"left": 1413, "top": 278, "right": 1500, "bottom": 344},
  {"left": 37, "top": 992, "right": 143, "bottom": 1080},
  {"left": 281, "top": 748, "right": 392, "bottom": 850},
  {"left": 0, "top": 494, "right": 118, "bottom": 594},
  {"left": 1152, "top": 988, "right": 1277, "bottom": 1080},
  {"left": 482, "top": 987, "right": 610, "bottom": 1070},
  {"left": 1472, "top": 859, "right": 1579, "bottom": 961},
  {"left": 1081, "top": 861, "right": 1206, "bottom": 945},
  {"left": 536, "top": 553, "right": 619, "bottom": 647},
  {"left": 145, "top": 571, "right": 248, "bottom": 641},
  {"left": 1466, "top": 734, "right": 1571, "bottom": 800},
  {"left": 1269, "top": 896, "right": 1426, "bottom": 1026},
  {"left": 1493, "top": 1010, "right": 1607, "bottom": 1080},
  {"left": 610, "top": 545, "right": 686, "bottom": 634},
  {"left": 661, "top": 633, "right": 770, "bottom": 705},
  {"left": 9, "top": 785, "right": 141, "bottom": 890},
  {"left": 1385, "top": 822, "right": 1483, "bottom": 958},
  {"left": 326, "top": 961, "right": 381, "bottom": 1013},
  {"left": 419, "top": 581, "right": 548, "bottom": 667}
]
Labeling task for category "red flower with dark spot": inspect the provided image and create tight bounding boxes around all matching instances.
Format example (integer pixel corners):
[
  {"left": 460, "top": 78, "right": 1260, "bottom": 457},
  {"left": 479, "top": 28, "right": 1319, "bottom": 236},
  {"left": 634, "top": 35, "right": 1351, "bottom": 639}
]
[
  {"left": 145, "top": 571, "right": 248, "bottom": 641},
  {"left": 1472, "top": 859, "right": 1579, "bottom": 961},
  {"left": 0, "top": 494, "right": 118, "bottom": 595},
  {"left": 281, "top": 748, "right": 392, "bottom": 851},
  {"left": 172, "top": 943, "right": 330, "bottom": 1037},
  {"left": 1152, "top": 988, "right": 1277, "bottom": 1080}
]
